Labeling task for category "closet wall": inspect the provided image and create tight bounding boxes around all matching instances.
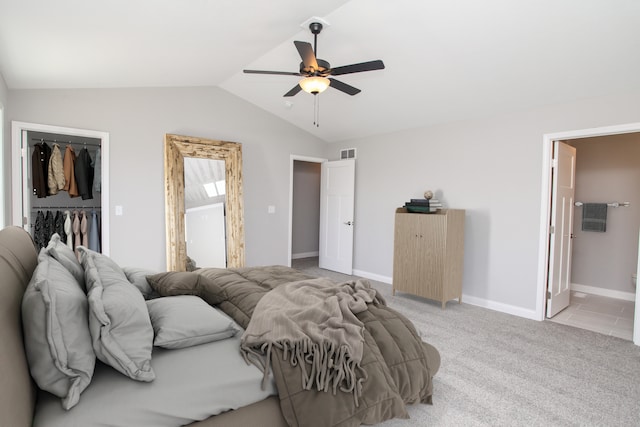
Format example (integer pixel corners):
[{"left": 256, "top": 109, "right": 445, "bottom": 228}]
[{"left": 27, "top": 130, "right": 103, "bottom": 254}]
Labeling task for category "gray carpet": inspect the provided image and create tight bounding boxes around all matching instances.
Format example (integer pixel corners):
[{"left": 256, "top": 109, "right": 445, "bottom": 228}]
[{"left": 292, "top": 258, "right": 640, "bottom": 427}]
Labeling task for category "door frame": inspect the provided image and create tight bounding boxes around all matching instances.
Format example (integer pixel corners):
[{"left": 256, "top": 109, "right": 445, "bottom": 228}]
[
  {"left": 11, "top": 121, "right": 110, "bottom": 255},
  {"left": 287, "top": 154, "right": 326, "bottom": 267},
  {"left": 536, "top": 123, "right": 640, "bottom": 334}
]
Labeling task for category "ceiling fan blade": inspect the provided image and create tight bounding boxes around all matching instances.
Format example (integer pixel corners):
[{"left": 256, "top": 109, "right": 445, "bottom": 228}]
[
  {"left": 329, "top": 78, "right": 361, "bottom": 96},
  {"left": 244, "top": 69, "right": 301, "bottom": 76},
  {"left": 330, "top": 60, "right": 385, "bottom": 76},
  {"left": 294, "top": 41, "right": 318, "bottom": 70},
  {"left": 284, "top": 84, "right": 303, "bottom": 97}
]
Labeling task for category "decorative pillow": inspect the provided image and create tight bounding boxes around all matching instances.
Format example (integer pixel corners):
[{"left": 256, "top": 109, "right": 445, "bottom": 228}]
[
  {"left": 21, "top": 251, "right": 95, "bottom": 410},
  {"left": 146, "top": 296, "right": 239, "bottom": 349},
  {"left": 146, "top": 272, "right": 228, "bottom": 306},
  {"left": 78, "top": 247, "right": 155, "bottom": 382},
  {"left": 44, "top": 233, "right": 85, "bottom": 290},
  {"left": 122, "top": 266, "right": 160, "bottom": 299}
]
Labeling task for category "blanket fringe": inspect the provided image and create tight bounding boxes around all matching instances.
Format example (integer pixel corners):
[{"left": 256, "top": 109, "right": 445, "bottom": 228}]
[{"left": 242, "top": 338, "right": 365, "bottom": 406}]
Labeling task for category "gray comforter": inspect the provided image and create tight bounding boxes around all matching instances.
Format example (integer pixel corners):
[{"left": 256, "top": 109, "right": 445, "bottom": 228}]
[{"left": 149, "top": 265, "right": 439, "bottom": 427}]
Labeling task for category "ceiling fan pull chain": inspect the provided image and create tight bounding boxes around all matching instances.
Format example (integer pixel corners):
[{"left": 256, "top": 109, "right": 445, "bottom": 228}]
[{"left": 313, "top": 95, "right": 320, "bottom": 127}]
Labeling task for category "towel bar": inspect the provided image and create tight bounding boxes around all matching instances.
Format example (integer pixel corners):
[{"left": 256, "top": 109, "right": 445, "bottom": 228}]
[{"left": 574, "top": 201, "right": 630, "bottom": 208}]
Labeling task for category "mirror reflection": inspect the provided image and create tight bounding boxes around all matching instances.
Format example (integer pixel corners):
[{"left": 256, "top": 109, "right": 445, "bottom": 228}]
[{"left": 184, "top": 157, "right": 226, "bottom": 269}]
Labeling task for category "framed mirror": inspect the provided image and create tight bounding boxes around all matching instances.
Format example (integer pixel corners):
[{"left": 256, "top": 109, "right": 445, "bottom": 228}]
[{"left": 164, "top": 134, "right": 244, "bottom": 271}]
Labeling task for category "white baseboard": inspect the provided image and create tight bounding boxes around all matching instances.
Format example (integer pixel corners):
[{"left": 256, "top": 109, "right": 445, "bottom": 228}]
[
  {"left": 352, "top": 269, "right": 392, "bottom": 284},
  {"left": 291, "top": 251, "right": 319, "bottom": 260},
  {"left": 461, "top": 294, "right": 539, "bottom": 320},
  {"left": 352, "top": 269, "right": 539, "bottom": 321},
  {"left": 571, "top": 283, "right": 636, "bottom": 302}
]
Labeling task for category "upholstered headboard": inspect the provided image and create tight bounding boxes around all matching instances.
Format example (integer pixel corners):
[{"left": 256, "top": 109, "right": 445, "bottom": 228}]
[{"left": 0, "top": 226, "right": 38, "bottom": 427}]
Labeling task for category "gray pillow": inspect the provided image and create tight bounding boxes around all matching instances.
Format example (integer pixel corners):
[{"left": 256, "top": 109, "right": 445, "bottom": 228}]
[
  {"left": 44, "top": 233, "right": 85, "bottom": 290},
  {"left": 78, "top": 247, "right": 155, "bottom": 382},
  {"left": 21, "top": 251, "right": 95, "bottom": 410},
  {"left": 123, "top": 266, "right": 159, "bottom": 299},
  {"left": 146, "top": 296, "right": 239, "bottom": 349}
]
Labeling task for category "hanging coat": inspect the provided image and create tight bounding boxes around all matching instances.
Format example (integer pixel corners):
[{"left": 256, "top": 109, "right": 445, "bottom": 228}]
[
  {"left": 63, "top": 145, "right": 79, "bottom": 197},
  {"left": 32, "top": 143, "right": 51, "bottom": 198},
  {"left": 44, "top": 210, "right": 55, "bottom": 245},
  {"left": 80, "top": 210, "right": 89, "bottom": 247},
  {"left": 64, "top": 210, "right": 73, "bottom": 249},
  {"left": 33, "top": 210, "right": 47, "bottom": 249},
  {"left": 89, "top": 210, "right": 101, "bottom": 252},
  {"left": 54, "top": 210, "right": 66, "bottom": 243},
  {"left": 47, "top": 143, "right": 66, "bottom": 195},
  {"left": 75, "top": 148, "right": 94, "bottom": 200},
  {"left": 93, "top": 148, "right": 101, "bottom": 194},
  {"left": 73, "top": 210, "right": 81, "bottom": 258}
]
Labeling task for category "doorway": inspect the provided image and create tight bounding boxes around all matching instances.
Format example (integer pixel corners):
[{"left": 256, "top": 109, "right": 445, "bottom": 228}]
[
  {"left": 288, "top": 155, "right": 324, "bottom": 267},
  {"left": 537, "top": 122, "right": 640, "bottom": 345}
]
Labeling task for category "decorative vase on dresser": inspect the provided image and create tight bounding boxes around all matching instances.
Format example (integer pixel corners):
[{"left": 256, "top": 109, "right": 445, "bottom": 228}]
[{"left": 392, "top": 208, "right": 465, "bottom": 309}]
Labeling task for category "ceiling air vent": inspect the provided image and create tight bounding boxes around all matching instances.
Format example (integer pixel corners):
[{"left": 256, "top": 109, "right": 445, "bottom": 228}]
[{"left": 340, "top": 148, "right": 356, "bottom": 159}]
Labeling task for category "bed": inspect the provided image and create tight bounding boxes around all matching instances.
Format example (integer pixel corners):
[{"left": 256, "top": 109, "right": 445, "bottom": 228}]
[{"left": 0, "top": 226, "right": 440, "bottom": 427}]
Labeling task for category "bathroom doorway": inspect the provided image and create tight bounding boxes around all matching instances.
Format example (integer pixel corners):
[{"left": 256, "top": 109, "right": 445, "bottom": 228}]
[
  {"left": 538, "top": 124, "right": 640, "bottom": 344},
  {"left": 549, "top": 134, "right": 639, "bottom": 340}
]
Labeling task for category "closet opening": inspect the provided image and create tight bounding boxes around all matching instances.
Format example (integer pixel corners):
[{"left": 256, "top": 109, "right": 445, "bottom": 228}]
[{"left": 11, "top": 121, "right": 110, "bottom": 255}]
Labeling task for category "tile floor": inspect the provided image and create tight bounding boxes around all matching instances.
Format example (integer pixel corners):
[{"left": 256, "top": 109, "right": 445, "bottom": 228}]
[{"left": 548, "top": 291, "right": 635, "bottom": 340}]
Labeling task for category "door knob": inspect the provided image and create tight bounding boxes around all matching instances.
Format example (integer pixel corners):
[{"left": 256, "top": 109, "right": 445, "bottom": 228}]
[{"left": 344, "top": 221, "right": 354, "bottom": 226}]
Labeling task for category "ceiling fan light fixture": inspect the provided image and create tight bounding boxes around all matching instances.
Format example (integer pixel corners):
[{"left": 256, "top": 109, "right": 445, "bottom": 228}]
[{"left": 299, "top": 76, "right": 330, "bottom": 94}]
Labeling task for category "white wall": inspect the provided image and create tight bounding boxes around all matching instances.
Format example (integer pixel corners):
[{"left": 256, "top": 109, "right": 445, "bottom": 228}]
[
  {"left": 334, "top": 92, "right": 640, "bottom": 315},
  {"left": 0, "top": 72, "right": 8, "bottom": 227},
  {"left": 569, "top": 133, "right": 640, "bottom": 294},
  {"left": 0, "top": 74, "right": 6, "bottom": 103},
  {"left": 7, "top": 87, "right": 327, "bottom": 270},
  {"left": 7, "top": 85, "right": 640, "bottom": 318}
]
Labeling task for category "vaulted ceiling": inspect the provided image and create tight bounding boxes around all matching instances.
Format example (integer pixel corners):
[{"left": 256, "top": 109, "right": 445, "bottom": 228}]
[{"left": 1, "top": 0, "right": 639, "bottom": 143}]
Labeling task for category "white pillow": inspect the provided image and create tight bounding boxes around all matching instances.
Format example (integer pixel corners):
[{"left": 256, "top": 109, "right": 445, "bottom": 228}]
[
  {"left": 79, "top": 247, "right": 155, "bottom": 382},
  {"left": 45, "top": 233, "right": 85, "bottom": 290},
  {"left": 22, "top": 251, "right": 95, "bottom": 410},
  {"left": 123, "top": 266, "right": 160, "bottom": 299},
  {"left": 146, "top": 296, "right": 239, "bottom": 349}
]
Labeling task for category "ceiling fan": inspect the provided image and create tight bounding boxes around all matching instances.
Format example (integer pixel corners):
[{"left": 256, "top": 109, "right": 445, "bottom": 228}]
[{"left": 243, "top": 22, "right": 385, "bottom": 97}]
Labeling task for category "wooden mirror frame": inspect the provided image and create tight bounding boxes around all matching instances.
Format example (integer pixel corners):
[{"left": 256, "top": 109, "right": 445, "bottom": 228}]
[{"left": 164, "top": 134, "right": 245, "bottom": 271}]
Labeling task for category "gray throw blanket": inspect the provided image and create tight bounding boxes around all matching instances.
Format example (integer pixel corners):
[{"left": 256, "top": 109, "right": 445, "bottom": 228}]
[{"left": 240, "top": 278, "right": 383, "bottom": 405}]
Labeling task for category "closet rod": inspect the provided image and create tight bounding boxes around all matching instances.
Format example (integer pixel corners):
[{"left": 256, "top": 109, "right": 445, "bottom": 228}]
[
  {"left": 31, "top": 138, "right": 101, "bottom": 147},
  {"left": 31, "top": 206, "right": 101, "bottom": 211}
]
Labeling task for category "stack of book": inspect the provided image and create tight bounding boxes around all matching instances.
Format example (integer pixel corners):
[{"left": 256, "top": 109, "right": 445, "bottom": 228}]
[{"left": 403, "top": 198, "right": 443, "bottom": 213}]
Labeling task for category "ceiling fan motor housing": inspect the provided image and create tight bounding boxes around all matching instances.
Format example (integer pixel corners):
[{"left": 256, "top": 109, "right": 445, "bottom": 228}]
[{"left": 300, "top": 59, "right": 331, "bottom": 76}]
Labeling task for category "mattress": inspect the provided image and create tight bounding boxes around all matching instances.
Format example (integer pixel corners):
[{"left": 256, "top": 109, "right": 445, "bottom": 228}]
[{"left": 33, "top": 332, "right": 277, "bottom": 427}]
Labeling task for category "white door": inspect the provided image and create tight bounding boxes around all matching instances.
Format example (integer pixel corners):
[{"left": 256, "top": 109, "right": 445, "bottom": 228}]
[
  {"left": 546, "top": 141, "right": 576, "bottom": 318},
  {"left": 319, "top": 159, "right": 355, "bottom": 274}
]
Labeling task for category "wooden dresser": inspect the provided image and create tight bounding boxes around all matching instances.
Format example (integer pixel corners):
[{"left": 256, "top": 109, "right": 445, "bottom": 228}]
[{"left": 392, "top": 208, "right": 465, "bottom": 308}]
